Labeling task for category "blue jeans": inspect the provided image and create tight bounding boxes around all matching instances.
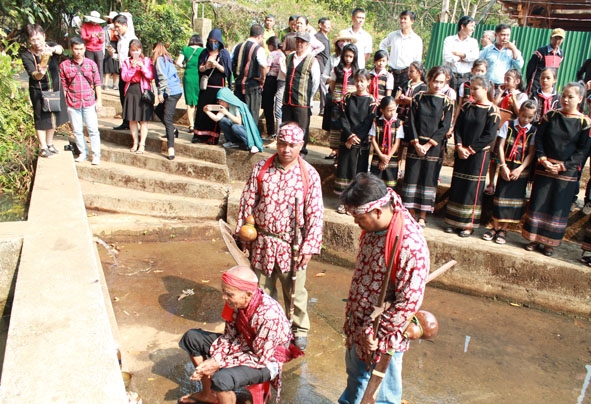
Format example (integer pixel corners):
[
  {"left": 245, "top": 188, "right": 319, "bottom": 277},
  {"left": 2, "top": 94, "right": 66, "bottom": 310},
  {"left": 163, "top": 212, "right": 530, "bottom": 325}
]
[
  {"left": 219, "top": 117, "right": 247, "bottom": 146},
  {"left": 338, "top": 345, "right": 403, "bottom": 404},
  {"left": 67, "top": 105, "right": 100, "bottom": 158}
]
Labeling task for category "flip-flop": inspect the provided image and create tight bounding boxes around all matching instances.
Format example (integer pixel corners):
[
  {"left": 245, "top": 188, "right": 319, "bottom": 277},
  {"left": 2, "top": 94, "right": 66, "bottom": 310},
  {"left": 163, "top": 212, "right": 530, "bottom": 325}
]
[{"left": 525, "top": 242, "right": 538, "bottom": 252}]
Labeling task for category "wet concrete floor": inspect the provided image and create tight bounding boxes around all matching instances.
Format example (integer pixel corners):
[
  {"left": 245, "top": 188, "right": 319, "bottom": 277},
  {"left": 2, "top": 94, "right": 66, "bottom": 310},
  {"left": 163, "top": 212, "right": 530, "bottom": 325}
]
[{"left": 99, "top": 239, "right": 591, "bottom": 404}]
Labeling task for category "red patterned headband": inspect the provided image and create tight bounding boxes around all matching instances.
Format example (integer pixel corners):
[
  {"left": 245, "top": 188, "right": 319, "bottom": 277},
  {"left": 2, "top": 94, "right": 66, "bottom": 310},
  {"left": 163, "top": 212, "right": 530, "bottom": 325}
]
[
  {"left": 348, "top": 188, "right": 401, "bottom": 216},
  {"left": 278, "top": 124, "right": 304, "bottom": 144},
  {"left": 222, "top": 272, "right": 258, "bottom": 291}
]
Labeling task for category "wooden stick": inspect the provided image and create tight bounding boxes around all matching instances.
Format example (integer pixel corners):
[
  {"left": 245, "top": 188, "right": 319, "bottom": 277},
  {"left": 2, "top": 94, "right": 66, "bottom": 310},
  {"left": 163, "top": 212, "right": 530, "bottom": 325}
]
[{"left": 288, "top": 198, "right": 300, "bottom": 323}]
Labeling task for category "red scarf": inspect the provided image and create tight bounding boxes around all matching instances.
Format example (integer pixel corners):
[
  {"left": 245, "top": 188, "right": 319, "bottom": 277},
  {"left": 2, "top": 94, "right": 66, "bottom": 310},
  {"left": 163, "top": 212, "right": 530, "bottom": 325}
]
[
  {"left": 538, "top": 92, "right": 555, "bottom": 116},
  {"left": 221, "top": 288, "right": 263, "bottom": 347},
  {"left": 370, "top": 74, "right": 380, "bottom": 101},
  {"left": 507, "top": 125, "right": 528, "bottom": 162},
  {"left": 384, "top": 209, "right": 405, "bottom": 282},
  {"left": 381, "top": 118, "right": 396, "bottom": 154},
  {"left": 500, "top": 91, "right": 512, "bottom": 110},
  {"left": 341, "top": 68, "right": 352, "bottom": 101}
]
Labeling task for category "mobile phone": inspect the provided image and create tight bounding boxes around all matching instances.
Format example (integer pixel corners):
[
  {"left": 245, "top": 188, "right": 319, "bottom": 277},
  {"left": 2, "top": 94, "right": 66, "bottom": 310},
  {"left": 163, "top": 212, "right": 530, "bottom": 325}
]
[{"left": 208, "top": 104, "right": 222, "bottom": 111}]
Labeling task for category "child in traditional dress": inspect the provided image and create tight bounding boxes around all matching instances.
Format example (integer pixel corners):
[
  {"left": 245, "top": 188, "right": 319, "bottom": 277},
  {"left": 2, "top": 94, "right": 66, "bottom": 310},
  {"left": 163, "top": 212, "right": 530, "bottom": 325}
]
[
  {"left": 523, "top": 82, "right": 591, "bottom": 256},
  {"left": 445, "top": 75, "right": 500, "bottom": 237},
  {"left": 326, "top": 43, "right": 358, "bottom": 160},
  {"left": 486, "top": 68, "right": 529, "bottom": 195},
  {"left": 400, "top": 66, "right": 454, "bottom": 229},
  {"left": 335, "top": 69, "right": 377, "bottom": 213},
  {"left": 457, "top": 58, "right": 488, "bottom": 111},
  {"left": 530, "top": 67, "right": 560, "bottom": 124},
  {"left": 482, "top": 101, "right": 537, "bottom": 244},
  {"left": 369, "top": 96, "right": 403, "bottom": 189},
  {"left": 368, "top": 50, "right": 394, "bottom": 103}
]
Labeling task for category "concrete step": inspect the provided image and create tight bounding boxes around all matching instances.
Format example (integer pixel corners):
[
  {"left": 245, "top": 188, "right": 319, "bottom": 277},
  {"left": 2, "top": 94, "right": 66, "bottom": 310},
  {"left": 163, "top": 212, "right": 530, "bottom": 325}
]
[
  {"left": 80, "top": 180, "right": 225, "bottom": 220},
  {"left": 75, "top": 159, "right": 230, "bottom": 200},
  {"left": 97, "top": 140, "right": 230, "bottom": 184}
]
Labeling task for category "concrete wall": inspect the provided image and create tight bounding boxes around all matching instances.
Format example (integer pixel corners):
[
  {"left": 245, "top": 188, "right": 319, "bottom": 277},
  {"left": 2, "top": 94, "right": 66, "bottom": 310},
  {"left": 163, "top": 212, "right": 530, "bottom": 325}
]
[{"left": 0, "top": 140, "right": 127, "bottom": 402}]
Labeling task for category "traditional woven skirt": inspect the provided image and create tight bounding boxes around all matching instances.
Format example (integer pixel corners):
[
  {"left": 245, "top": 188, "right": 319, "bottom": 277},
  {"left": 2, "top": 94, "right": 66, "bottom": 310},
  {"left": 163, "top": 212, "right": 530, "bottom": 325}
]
[
  {"left": 445, "top": 150, "right": 490, "bottom": 229},
  {"left": 370, "top": 153, "right": 399, "bottom": 189},
  {"left": 328, "top": 101, "right": 344, "bottom": 150},
  {"left": 492, "top": 162, "right": 530, "bottom": 224},
  {"left": 334, "top": 145, "right": 369, "bottom": 195},
  {"left": 522, "top": 168, "right": 578, "bottom": 246},
  {"left": 400, "top": 147, "right": 442, "bottom": 213}
]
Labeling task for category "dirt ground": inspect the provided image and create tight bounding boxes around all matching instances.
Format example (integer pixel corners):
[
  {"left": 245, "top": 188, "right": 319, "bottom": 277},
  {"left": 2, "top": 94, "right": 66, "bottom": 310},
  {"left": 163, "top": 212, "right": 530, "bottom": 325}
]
[{"left": 99, "top": 239, "right": 591, "bottom": 404}]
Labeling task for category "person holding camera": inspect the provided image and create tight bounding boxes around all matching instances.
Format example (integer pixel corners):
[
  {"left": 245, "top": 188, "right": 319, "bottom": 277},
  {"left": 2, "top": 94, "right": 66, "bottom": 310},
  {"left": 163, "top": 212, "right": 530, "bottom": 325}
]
[{"left": 203, "top": 87, "right": 263, "bottom": 153}]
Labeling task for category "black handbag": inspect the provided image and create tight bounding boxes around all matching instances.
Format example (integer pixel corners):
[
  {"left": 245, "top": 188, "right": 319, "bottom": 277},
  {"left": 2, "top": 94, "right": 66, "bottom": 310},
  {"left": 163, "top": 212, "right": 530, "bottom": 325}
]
[
  {"left": 41, "top": 90, "right": 61, "bottom": 112},
  {"left": 141, "top": 89, "right": 155, "bottom": 105}
]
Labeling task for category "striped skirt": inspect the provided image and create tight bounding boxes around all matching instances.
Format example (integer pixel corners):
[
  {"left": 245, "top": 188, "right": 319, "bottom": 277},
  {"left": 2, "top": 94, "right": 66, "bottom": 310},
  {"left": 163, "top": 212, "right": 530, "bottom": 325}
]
[
  {"left": 445, "top": 150, "right": 490, "bottom": 229},
  {"left": 334, "top": 145, "right": 369, "bottom": 195},
  {"left": 492, "top": 163, "right": 530, "bottom": 223},
  {"left": 369, "top": 153, "right": 399, "bottom": 189},
  {"left": 400, "top": 147, "right": 442, "bottom": 213},
  {"left": 522, "top": 168, "right": 578, "bottom": 247}
]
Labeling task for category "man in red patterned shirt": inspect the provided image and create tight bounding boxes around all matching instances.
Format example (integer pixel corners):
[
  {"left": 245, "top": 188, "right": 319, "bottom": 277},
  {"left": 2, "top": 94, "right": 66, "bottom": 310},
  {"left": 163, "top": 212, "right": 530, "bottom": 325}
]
[
  {"left": 59, "top": 37, "right": 103, "bottom": 165},
  {"left": 338, "top": 173, "right": 430, "bottom": 404},
  {"left": 235, "top": 122, "right": 324, "bottom": 351},
  {"left": 178, "top": 266, "right": 293, "bottom": 404}
]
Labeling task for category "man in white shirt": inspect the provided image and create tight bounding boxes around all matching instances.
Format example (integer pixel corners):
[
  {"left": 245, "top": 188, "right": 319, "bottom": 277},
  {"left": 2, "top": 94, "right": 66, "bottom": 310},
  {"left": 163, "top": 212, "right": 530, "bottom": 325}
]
[
  {"left": 379, "top": 10, "right": 423, "bottom": 92},
  {"left": 345, "top": 7, "right": 372, "bottom": 69},
  {"left": 442, "top": 15, "right": 479, "bottom": 92},
  {"left": 112, "top": 13, "right": 137, "bottom": 130}
]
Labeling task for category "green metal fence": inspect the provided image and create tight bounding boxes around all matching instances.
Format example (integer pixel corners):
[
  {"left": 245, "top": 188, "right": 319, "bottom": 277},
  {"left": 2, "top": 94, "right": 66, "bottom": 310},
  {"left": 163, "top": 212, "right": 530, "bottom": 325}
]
[{"left": 425, "top": 22, "right": 591, "bottom": 91}]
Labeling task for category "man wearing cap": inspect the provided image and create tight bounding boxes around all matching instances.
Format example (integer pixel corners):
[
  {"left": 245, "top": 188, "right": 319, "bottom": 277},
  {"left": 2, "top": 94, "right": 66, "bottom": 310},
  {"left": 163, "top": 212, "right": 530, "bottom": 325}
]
[
  {"left": 442, "top": 15, "right": 479, "bottom": 92},
  {"left": 346, "top": 7, "right": 372, "bottom": 69},
  {"left": 282, "top": 33, "right": 321, "bottom": 155},
  {"left": 479, "top": 24, "right": 524, "bottom": 91},
  {"left": 525, "top": 28, "right": 565, "bottom": 95},
  {"left": 80, "top": 11, "right": 105, "bottom": 83},
  {"left": 178, "top": 265, "right": 296, "bottom": 404},
  {"left": 378, "top": 10, "right": 423, "bottom": 92},
  {"left": 235, "top": 122, "right": 324, "bottom": 351},
  {"left": 338, "top": 173, "right": 429, "bottom": 404}
]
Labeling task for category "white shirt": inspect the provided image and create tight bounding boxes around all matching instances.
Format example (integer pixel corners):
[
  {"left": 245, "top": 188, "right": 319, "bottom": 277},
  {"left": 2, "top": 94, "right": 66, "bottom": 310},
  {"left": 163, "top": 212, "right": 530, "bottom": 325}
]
[
  {"left": 442, "top": 34, "right": 479, "bottom": 75},
  {"left": 115, "top": 30, "right": 137, "bottom": 68},
  {"left": 379, "top": 30, "right": 423, "bottom": 70},
  {"left": 345, "top": 26, "right": 372, "bottom": 69},
  {"left": 498, "top": 119, "right": 534, "bottom": 144},
  {"left": 369, "top": 117, "right": 404, "bottom": 139}
]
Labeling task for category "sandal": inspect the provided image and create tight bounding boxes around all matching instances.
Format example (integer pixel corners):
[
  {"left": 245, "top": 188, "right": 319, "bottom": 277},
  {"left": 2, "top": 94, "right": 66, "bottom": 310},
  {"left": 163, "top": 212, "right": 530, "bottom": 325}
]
[
  {"left": 324, "top": 152, "right": 337, "bottom": 159},
  {"left": 136, "top": 145, "right": 145, "bottom": 154},
  {"left": 458, "top": 229, "right": 473, "bottom": 238},
  {"left": 494, "top": 230, "right": 507, "bottom": 244},
  {"left": 186, "top": 126, "right": 194, "bottom": 133},
  {"left": 336, "top": 205, "right": 347, "bottom": 215},
  {"left": 418, "top": 218, "right": 426, "bottom": 229},
  {"left": 525, "top": 242, "right": 538, "bottom": 252},
  {"left": 444, "top": 227, "right": 455, "bottom": 234},
  {"left": 581, "top": 256, "right": 591, "bottom": 266},
  {"left": 482, "top": 228, "right": 497, "bottom": 241},
  {"left": 543, "top": 246, "right": 554, "bottom": 257}
]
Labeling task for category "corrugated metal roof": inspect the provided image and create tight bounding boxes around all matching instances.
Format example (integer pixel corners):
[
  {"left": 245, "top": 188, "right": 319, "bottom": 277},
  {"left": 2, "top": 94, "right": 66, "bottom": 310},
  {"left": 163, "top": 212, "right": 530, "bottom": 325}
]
[{"left": 425, "top": 22, "right": 591, "bottom": 91}]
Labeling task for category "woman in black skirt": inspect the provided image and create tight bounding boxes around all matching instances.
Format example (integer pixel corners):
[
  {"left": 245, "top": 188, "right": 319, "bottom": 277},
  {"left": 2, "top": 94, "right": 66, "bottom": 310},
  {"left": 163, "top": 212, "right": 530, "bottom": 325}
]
[{"left": 120, "top": 39, "right": 155, "bottom": 153}]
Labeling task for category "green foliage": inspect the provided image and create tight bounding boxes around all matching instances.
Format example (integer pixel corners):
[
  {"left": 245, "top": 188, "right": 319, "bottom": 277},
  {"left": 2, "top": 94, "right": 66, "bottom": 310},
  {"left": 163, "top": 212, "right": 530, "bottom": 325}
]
[
  {"left": 0, "top": 40, "right": 36, "bottom": 202},
  {"left": 126, "top": 2, "right": 191, "bottom": 57}
]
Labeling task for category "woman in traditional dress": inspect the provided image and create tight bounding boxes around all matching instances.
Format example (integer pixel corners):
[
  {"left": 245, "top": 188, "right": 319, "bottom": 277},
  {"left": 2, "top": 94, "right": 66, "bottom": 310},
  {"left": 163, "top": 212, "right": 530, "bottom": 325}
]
[
  {"left": 400, "top": 66, "right": 454, "bottom": 229},
  {"left": 192, "top": 29, "right": 232, "bottom": 145},
  {"left": 522, "top": 82, "right": 591, "bottom": 256},
  {"left": 445, "top": 75, "right": 500, "bottom": 237},
  {"left": 19, "top": 24, "right": 68, "bottom": 158},
  {"left": 176, "top": 34, "right": 203, "bottom": 132}
]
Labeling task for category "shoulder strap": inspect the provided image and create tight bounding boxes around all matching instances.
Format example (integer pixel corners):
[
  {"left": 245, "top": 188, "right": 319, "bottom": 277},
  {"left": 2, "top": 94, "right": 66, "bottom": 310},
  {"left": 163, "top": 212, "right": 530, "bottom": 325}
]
[
  {"left": 185, "top": 47, "right": 198, "bottom": 65},
  {"left": 68, "top": 59, "right": 94, "bottom": 89},
  {"left": 256, "top": 154, "right": 311, "bottom": 201}
]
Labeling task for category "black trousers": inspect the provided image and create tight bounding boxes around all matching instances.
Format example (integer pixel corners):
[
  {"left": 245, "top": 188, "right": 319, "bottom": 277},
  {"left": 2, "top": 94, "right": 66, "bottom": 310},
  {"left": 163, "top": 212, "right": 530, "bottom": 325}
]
[{"left": 282, "top": 104, "right": 311, "bottom": 155}]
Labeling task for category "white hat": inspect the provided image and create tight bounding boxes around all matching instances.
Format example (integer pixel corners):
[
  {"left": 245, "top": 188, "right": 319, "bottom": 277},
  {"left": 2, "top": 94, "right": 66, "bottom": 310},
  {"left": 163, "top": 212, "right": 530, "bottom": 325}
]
[
  {"left": 104, "top": 11, "right": 119, "bottom": 20},
  {"left": 85, "top": 11, "right": 105, "bottom": 24}
]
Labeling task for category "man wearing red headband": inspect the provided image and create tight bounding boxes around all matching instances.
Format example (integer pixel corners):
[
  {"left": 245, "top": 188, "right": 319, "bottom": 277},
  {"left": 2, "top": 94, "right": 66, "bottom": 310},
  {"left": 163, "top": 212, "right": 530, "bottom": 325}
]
[
  {"left": 338, "top": 173, "right": 429, "bottom": 404},
  {"left": 178, "top": 266, "right": 294, "bottom": 404},
  {"left": 235, "top": 122, "right": 324, "bottom": 351}
]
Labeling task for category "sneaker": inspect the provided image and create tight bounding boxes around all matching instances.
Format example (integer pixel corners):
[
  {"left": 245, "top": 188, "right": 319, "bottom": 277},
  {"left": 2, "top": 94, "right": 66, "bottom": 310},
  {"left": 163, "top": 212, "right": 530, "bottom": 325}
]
[
  {"left": 223, "top": 142, "right": 239, "bottom": 149},
  {"left": 47, "top": 144, "right": 59, "bottom": 154},
  {"left": 75, "top": 155, "right": 87, "bottom": 163},
  {"left": 583, "top": 202, "right": 591, "bottom": 215},
  {"left": 39, "top": 148, "right": 54, "bottom": 158},
  {"left": 250, "top": 146, "right": 259, "bottom": 154},
  {"left": 91, "top": 156, "right": 100, "bottom": 165}
]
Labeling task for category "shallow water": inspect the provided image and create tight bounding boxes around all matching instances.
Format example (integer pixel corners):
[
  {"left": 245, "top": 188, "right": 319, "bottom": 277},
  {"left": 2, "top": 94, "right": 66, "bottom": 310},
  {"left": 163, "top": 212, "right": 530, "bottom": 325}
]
[
  {"left": 100, "top": 239, "right": 591, "bottom": 403},
  {"left": 0, "top": 194, "right": 26, "bottom": 222}
]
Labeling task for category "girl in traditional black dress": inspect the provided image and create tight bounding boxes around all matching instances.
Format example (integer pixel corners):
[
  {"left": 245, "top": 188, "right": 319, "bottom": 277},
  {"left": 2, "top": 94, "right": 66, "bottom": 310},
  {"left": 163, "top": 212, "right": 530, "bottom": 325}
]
[
  {"left": 368, "top": 50, "right": 394, "bottom": 103},
  {"left": 334, "top": 69, "right": 376, "bottom": 213},
  {"left": 530, "top": 67, "right": 560, "bottom": 124},
  {"left": 523, "top": 82, "right": 591, "bottom": 256},
  {"left": 369, "top": 96, "right": 403, "bottom": 189},
  {"left": 445, "top": 75, "right": 500, "bottom": 237},
  {"left": 400, "top": 66, "right": 454, "bottom": 229},
  {"left": 482, "top": 101, "right": 537, "bottom": 244}
]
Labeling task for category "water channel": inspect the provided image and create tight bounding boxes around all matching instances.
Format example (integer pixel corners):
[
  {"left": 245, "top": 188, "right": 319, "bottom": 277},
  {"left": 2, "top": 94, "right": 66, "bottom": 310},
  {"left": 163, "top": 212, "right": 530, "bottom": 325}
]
[{"left": 99, "top": 239, "right": 591, "bottom": 404}]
